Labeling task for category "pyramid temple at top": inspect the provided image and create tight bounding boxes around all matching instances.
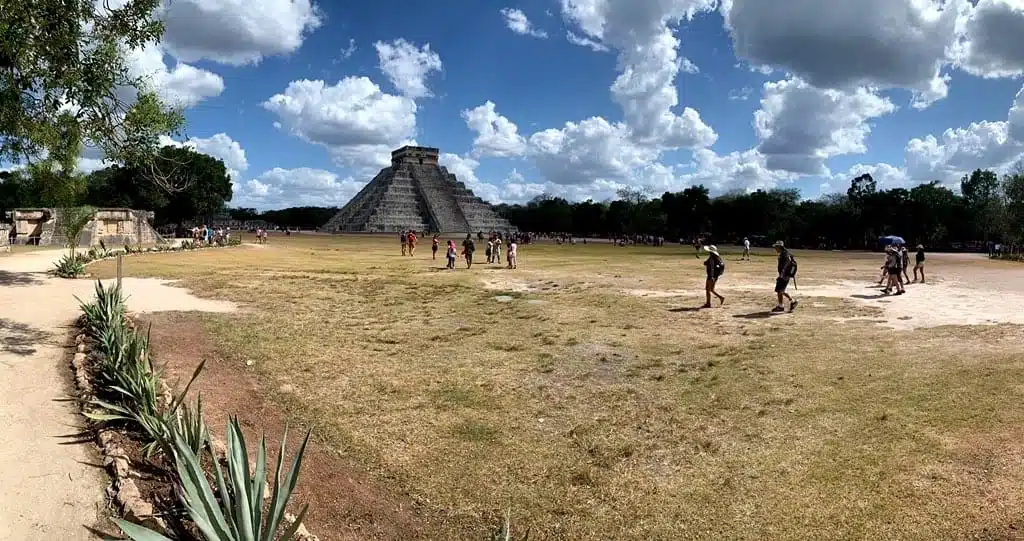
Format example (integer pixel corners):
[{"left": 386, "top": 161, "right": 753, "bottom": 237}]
[{"left": 320, "top": 146, "right": 516, "bottom": 234}]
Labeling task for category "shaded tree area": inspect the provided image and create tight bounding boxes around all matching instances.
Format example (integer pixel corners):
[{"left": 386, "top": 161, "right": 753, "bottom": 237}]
[
  {"left": 0, "top": 146, "right": 232, "bottom": 226},
  {"left": 494, "top": 168, "right": 1024, "bottom": 251},
  {"left": 228, "top": 206, "right": 338, "bottom": 230}
]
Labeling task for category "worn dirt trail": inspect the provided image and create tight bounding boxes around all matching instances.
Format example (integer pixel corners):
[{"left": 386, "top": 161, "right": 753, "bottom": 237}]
[{"left": 0, "top": 249, "right": 235, "bottom": 541}]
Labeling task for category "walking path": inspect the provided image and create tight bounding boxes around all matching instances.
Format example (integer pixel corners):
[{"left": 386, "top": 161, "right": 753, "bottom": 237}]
[{"left": 0, "top": 249, "right": 235, "bottom": 540}]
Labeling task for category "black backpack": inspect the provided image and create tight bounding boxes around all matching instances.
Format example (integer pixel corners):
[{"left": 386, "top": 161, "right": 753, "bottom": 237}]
[
  {"left": 714, "top": 257, "right": 725, "bottom": 278},
  {"left": 784, "top": 253, "right": 798, "bottom": 278}
]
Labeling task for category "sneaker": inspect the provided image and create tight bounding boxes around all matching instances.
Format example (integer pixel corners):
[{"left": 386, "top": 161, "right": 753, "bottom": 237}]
[
  {"left": 789, "top": 300, "right": 798, "bottom": 312},
  {"left": 701, "top": 303, "right": 712, "bottom": 308},
  {"left": 771, "top": 306, "right": 785, "bottom": 313},
  {"left": 894, "top": 290, "right": 905, "bottom": 295}
]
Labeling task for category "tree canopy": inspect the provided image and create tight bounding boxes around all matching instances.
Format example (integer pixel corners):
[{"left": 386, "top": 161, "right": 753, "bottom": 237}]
[
  {"left": 0, "top": 146, "right": 232, "bottom": 225},
  {"left": 494, "top": 168, "right": 1024, "bottom": 251},
  {"left": 1, "top": 0, "right": 183, "bottom": 187}
]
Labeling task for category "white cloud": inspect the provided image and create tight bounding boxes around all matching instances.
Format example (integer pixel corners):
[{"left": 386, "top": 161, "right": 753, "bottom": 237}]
[
  {"left": 159, "top": 0, "right": 323, "bottom": 65},
  {"left": 720, "top": 0, "right": 962, "bottom": 108},
  {"left": 566, "top": 31, "right": 609, "bottom": 52},
  {"left": 679, "top": 148, "right": 795, "bottom": 193},
  {"left": 680, "top": 57, "right": 699, "bottom": 74},
  {"left": 500, "top": 8, "right": 548, "bottom": 38},
  {"left": 461, "top": 101, "right": 527, "bottom": 157},
  {"left": 236, "top": 167, "right": 365, "bottom": 209},
  {"left": 337, "top": 39, "right": 357, "bottom": 62},
  {"left": 754, "top": 77, "right": 897, "bottom": 175},
  {"left": 527, "top": 117, "right": 661, "bottom": 185},
  {"left": 125, "top": 44, "right": 224, "bottom": 107},
  {"left": 953, "top": 0, "right": 1024, "bottom": 78},
  {"left": 263, "top": 78, "right": 418, "bottom": 168},
  {"left": 560, "top": 0, "right": 719, "bottom": 148},
  {"left": 374, "top": 39, "right": 443, "bottom": 99},
  {"left": 830, "top": 163, "right": 910, "bottom": 190},
  {"left": 186, "top": 133, "right": 249, "bottom": 174}
]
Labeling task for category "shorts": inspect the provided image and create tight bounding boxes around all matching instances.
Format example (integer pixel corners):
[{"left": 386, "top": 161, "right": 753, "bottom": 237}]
[
  {"left": 914, "top": 261, "right": 924, "bottom": 268},
  {"left": 775, "top": 277, "right": 790, "bottom": 293}
]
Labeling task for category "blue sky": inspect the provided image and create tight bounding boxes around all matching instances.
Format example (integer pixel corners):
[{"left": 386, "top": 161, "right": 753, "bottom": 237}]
[{"left": 75, "top": 0, "right": 1024, "bottom": 209}]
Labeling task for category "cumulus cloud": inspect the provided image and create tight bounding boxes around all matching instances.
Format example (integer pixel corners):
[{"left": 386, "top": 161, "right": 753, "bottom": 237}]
[
  {"left": 561, "top": 0, "right": 719, "bottom": 147},
  {"left": 461, "top": 101, "right": 527, "bottom": 157},
  {"left": 159, "top": 0, "right": 323, "bottom": 65},
  {"left": 720, "top": 0, "right": 961, "bottom": 108},
  {"left": 500, "top": 8, "right": 548, "bottom": 38},
  {"left": 124, "top": 44, "right": 224, "bottom": 107},
  {"left": 262, "top": 78, "right": 418, "bottom": 168},
  {"left": 374, "top": 39, "right": 443, "bottom": 99},
  {"left": 953, "top": 0, "right": 1024, "bottom": 78},
  {"left": 236, "top": 167, "right": 365, "bottom": 209},
  {"left": 754, "top": 78, "right": 897, "bottom": 175}
]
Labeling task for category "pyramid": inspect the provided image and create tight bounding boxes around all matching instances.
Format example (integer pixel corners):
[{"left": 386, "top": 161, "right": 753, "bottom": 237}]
[{"left": 320, "top": 146, "right": 516, "bottom": 234}]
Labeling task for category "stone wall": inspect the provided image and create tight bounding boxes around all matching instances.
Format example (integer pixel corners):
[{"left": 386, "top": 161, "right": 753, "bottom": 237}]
[
  {"left": 0, "top": 224, "right": 10, "bottom": 251},
  {"left": 5, "top": 208, "right": 163, "bottom": 247}
]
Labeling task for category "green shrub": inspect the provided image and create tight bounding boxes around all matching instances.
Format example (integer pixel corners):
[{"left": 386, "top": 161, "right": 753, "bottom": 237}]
[
  {"left": 53, "top": 254, "right": 86, "bottom": 278},
  {"left": 114, "top": 417, "right": 312, "bottom": 541},
  {"left": 78, "top": 281, "right": 125, "bottom": 338}
]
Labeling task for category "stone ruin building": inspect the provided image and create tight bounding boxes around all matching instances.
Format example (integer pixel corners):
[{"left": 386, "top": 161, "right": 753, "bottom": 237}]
[
  {"left": 4, "top": 208, "right": 164, "bottom": 248},
  {"left": 320, "top": 146, "right": 516, "bottom": 233}
]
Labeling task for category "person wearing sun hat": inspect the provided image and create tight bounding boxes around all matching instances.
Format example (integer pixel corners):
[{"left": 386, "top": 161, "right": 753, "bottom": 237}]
[
  {"left": 701, "top": 245, "right": 725, "bottom": 308},
  {"left": 913, "top": 244, "right": 926, "bottom": 283}
]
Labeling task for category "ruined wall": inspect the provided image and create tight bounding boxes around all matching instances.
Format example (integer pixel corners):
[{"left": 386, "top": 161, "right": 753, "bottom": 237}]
[
  {"left": 0, "top": 224, "right": 10, "bottom": 251},
  {"left": 7, "top": 208, "right": 163, "bottom": 247}
]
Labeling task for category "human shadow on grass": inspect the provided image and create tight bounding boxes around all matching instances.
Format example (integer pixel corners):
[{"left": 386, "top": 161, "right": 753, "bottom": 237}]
[
  {"left": 669, "top": 306, "right": 704, "bottom": 312},
  {"left": 0, "top": 318, "right": 50, "bottom": 356},
  {"left": 0, "top": 269, "right": 44, "bottom": 286},
  {"left": 732, "top": 311, "right": 785, "bottom": 319}
]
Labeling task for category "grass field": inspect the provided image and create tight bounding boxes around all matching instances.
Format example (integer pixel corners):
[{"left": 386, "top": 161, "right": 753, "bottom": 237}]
[{"left": 89, "top": 234, "right": 1024, "bottom": 540}]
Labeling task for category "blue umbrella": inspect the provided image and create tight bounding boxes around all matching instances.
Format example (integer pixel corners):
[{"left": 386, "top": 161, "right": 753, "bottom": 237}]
[{"left": 879, "top": 235, "right": 906, "bottom": 245}]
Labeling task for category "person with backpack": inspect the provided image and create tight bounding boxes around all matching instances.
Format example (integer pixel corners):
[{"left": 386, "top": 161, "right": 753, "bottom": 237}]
[
  {"left": 772, "top": 241, "right": 798, "bottom": 313},
  {"left": 702, "top": 245, "right": 725, "bottom": 307}
]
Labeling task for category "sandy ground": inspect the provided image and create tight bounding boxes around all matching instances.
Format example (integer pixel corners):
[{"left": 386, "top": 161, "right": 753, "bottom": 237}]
[{"left": 0, "top": 250, "right": 235, "bottom": 541}]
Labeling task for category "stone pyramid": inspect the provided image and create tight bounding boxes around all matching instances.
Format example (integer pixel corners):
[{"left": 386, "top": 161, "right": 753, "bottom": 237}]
[{"left": 321, "top": 146, "right": 516, "bottom": 234}]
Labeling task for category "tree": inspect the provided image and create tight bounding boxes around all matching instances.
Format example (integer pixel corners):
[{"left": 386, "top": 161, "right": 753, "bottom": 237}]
[
  {"left": 960, "top": 169, "right": 1002, "bottom": 241},
  {"left": 61, "top": 206, "right": 96, "bottom": 258},
  {"left": 82, "top": 145, "right": 232, "bottom": 224},
  {"left": 1, "top": 0, "right": 184, "bottom": 189}
]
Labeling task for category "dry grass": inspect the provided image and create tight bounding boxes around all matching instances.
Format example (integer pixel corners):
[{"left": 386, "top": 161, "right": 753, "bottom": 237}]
[{"left": 89, "top": 234, "right": 1024, "bottom": 540}]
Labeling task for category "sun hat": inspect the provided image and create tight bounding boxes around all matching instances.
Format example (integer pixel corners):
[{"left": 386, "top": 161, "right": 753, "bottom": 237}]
[
  {"left": 773, "top": 240, "right": 784, "bottom": 248},
  {"left": 916, "top": 244, "right": 923, "bottom": 249},
  {"left": 703, "top": 245, "right": 720, "bottom": 256}
]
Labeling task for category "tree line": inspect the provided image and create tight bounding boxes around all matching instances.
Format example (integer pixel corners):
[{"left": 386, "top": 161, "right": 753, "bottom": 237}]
[
  {"left": 0, "top": 146, "right": 233, "bottom": 226},
  {"left": 494, "top": 168, "right": 1024, "bottom": 251}
]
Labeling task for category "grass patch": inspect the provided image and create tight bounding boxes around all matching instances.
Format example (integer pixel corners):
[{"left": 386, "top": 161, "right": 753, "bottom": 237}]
[{"left": 86, "top": 234, "right": 1024, "bottom": 540}]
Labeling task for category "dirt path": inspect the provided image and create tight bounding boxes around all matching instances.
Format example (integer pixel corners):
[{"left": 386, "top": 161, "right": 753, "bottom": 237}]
[{"left": 0, "top": 250, "right": 235, "bottom": 541}]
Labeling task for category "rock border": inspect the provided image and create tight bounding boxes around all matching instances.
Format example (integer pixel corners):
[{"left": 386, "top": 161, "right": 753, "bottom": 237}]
[{"left": 70, "top": 318, "right": 319, "bottom": 540}]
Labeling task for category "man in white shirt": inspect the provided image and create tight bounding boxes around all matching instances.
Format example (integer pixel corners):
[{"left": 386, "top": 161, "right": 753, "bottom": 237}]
[{"left": 742, "top": 237, "right": 751, "bottom": 260}]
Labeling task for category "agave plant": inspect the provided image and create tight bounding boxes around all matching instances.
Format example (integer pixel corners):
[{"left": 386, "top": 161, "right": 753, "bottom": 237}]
[
  {"left": 77, "top": 280, "right": 125, "bottom": 337},
  {"left": 114, "top": 417, "right": 312, "bottom": 541},
  {"left": 53, "top": 254, "right": 86, "bottom": 278}
]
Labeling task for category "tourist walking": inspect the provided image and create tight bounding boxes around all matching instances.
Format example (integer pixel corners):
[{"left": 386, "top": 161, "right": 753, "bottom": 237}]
[
  {"left": 883, "top": 246, "right": 905, "bottom": 295},
  {"left": 432, "top": 234, "right": 439, "bottom": 260},
  {"left": 900, "top": 244, "right": 911, "bottom": 283},
  {"left": 462, "top": 234, "right": 476, "bottom": 268},
  {"left": 400, "top": 230, "right": 408, "bottom": 256},
  {"left": 507, "top": 239, "right": 517, "bottom": 269},
  {"left": 485, "top": 239, "right": 493, "bottom": 264},
  {"left": 493, "top": 236, "right": 502, "bottom": 264},
  {"left": 407, "top": 230, "right": 417, "bottom": 256},
  {"left": 702, "top": 245, "right": 725, "bottom": 308},
  {"left": 913, "top": 244, "right": 926, "bottom": 283},
  {"left": 446, "top": 240, "right": 457, "bottom": 269},
  {"left": 771, "top": 241, "right": 799, "bottom": 312},
  {"left": 742, "top": 237, "right": 751, "bottom": 260}
]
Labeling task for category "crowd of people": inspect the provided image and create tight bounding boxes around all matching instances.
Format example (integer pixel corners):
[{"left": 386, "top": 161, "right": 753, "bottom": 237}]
[
  {"left": 877, "top": 244, "right": 926, "bottom": 295},
  {"left": 398, "top": 230, "right": 519, "bottom": 270},
  {"left": 189, "top": 224, "right": 232, "bottom": 245}
]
